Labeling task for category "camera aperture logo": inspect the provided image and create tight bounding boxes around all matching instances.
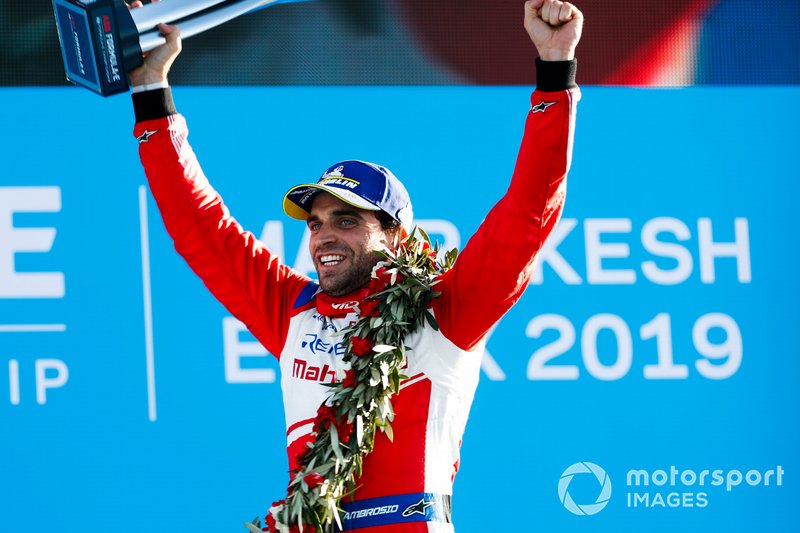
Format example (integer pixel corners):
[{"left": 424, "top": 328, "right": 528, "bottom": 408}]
[{"left": 558, "top": 462, "right": 612, "bottom": 516}]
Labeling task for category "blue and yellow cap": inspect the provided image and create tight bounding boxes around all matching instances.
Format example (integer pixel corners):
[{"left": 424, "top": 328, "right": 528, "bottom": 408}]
[{"left": 283, "top": 160, "right": 413, "bottom": 231}]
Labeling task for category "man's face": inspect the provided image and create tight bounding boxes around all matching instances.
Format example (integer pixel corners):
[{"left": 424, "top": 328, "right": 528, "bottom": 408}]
[{"left": 307, "top": 192, "right": 398, "bottom": 296}]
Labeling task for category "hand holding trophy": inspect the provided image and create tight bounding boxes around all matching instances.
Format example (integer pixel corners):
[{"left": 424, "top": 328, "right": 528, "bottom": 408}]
[{"left": 52, "top": 0, "right": 309, "bottom": 96}]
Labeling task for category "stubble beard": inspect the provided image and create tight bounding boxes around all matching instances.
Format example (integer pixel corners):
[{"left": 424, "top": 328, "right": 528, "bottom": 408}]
[{"left": 318, "top": 250, "right": 380, "bottom": 297}]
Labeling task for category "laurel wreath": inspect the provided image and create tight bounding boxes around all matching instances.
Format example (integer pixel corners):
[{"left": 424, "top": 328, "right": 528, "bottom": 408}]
[{"left": 246, "top": 228, "right": 457, "bottom": 533}]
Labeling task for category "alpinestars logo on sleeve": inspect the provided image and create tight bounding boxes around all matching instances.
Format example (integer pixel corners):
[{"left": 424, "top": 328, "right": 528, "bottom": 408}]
[
  {"left": 402, "top": 498, "right": 435, "bottom": 517},
  {"left": 137, "top": 130, "right": 158, "bottom": 143},
  {"left": 531, "top": 101, "right": 557, "bottom": 114}
]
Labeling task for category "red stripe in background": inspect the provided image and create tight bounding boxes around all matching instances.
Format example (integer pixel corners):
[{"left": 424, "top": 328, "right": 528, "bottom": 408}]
[
  {"left": 603, "top": 0, "right": 717, "bottom": 85},
  {"left": 395, "top": 0, "right": 718, "bottom": 86}
]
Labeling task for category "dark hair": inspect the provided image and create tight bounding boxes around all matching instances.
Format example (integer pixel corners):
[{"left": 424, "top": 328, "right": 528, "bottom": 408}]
[{"left": 376, "top": 210, "right": 401, "bottom": 232}]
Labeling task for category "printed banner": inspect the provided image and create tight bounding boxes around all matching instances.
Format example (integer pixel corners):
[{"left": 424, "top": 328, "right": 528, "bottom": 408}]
[{"left": 1, "top": 86, "right": 798, "bottom": 532}]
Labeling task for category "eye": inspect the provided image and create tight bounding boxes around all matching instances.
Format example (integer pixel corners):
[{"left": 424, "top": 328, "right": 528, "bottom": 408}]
[
  {"left": 308, "top": 221, "right": 322, "bottom": 232},
  {"left": 338, "top": 218, "right": 356, "bottom": 227}
]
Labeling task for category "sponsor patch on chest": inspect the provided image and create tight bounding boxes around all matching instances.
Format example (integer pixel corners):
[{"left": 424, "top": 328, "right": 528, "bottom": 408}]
[{"left": 292, "top": 358, "right": 337, "bottom": 383}]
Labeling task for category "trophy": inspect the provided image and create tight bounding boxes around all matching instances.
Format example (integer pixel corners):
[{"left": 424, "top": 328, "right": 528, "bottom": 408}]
[{"left": 52, "top": 0, "right": 306, "bottom": 96}]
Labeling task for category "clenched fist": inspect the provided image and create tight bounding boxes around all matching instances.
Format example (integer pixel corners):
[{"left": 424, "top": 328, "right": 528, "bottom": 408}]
[{"left": 524, "top": 0, "right": 583, "bottom": 61}]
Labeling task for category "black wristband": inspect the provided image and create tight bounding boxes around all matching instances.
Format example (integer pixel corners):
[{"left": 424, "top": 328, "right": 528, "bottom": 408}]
[
  {"left": 132, "top": 87, "right": 177, "bottom": 122},
  {"left": 536, "top": 58, "right": 578, "bottom": 92}
]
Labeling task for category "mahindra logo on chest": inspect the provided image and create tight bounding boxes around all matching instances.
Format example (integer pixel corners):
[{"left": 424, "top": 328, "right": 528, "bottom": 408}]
[{"left": 292, "top": 358, "right": 337, "bottom": 383}]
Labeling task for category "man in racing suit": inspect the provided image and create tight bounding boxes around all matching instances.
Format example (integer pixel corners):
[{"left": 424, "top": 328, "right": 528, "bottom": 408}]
[{"left": 130, "top": 1, "right": 583, "bottom": 530}]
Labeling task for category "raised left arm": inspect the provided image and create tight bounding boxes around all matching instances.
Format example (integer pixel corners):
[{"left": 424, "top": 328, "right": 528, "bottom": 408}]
[{"left": 433, "top": 1, "right": 583, "bottom": 351}]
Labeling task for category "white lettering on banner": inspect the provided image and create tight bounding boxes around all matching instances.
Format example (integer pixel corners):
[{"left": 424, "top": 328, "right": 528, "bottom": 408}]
[
  {"left": 6, "top": 358, "right": 70, "bottom": 405},
  {"left": 0, "top": 187, "right": 64, "bottom": 298},
  {"left": 641, "top": 217, "right": 693, "bottom": 285},
  {"left": 35, "top": 359, "right": 68, "bottom": 404},
  {"left": 585, "top": 218, "right": 637, "bottom": 284},
  {"left": 526, "top": 314, "right": 578, "bottom": 380},
  {"left": 581, "top": 314, "right": 633, "bottom": 380},
  {"left": 9, "top": 359, "right": 20, "bottom": 405},
  {"left": 293, "top": 229, "right": 315, "bottom": 277},
  {"left": 527, "top": 312, "right": 742, "bottom": 381},
  {"left": 481, "top": 353, "right": 506, "bottom": 381},
  {"left": 640, "top": 314, "right": 689, "bottom": 379},
  {"left": 259, "top": 222, "right": 313, "bottom": 277},
  {"left": 532, "top": 217, "right": 751, "bottom": 285},
  {"left": 259, "top": 221, "right": 286, "bottom": 263},
  {"left": 698, "top": 218, "right": 751, "bottom": 283},
  {"left": 480, "top": 326, "right": 506, "bottom": 381},
  {"left": 223, "top": 317, "right": 276, "bottom": 383},
  {"left": 258, "top": 220, "right": 312, "bottom": 275},
  {"left": 230, "top": 217, "right": 747, "bottom": 383},
  {"left": 692, "top": 313, "right": 742, "bottom": 379},
  {"left": 531, "top": 218, "right": 582, "bottom": 285},
  {"left": 418, "top": 219, "right": 461, "bottom": 257}
]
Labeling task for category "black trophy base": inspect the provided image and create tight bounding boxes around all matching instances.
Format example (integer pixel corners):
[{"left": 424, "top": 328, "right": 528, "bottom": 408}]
[{"left": 53, "top": 0, "right": 143, "bottom": 96}]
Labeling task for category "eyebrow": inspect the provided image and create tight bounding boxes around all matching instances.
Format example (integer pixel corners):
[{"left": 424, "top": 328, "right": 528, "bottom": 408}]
[{"left": 307, "top": 209, "right": 367, "bottom": 224}]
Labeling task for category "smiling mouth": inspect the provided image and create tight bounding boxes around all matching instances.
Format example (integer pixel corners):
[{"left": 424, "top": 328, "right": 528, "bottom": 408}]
[{"left": 319, "top": 254, "right": 346, "bottom": 267}]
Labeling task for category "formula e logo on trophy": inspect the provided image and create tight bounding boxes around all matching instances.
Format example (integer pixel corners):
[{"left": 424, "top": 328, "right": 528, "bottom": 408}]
[{"left": 558, "top": 462, "right": 612, "bottom": 516}]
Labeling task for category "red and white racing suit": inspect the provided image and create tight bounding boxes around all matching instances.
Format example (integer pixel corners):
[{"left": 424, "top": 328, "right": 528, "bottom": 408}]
[{"left": 133, "top": 60, "right": 579, "bottom": 532}]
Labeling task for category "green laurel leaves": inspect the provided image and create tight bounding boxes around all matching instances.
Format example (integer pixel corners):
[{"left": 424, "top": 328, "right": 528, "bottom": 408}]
[{"left": 254, "top": 228, "right": 456, "bottom": 533}]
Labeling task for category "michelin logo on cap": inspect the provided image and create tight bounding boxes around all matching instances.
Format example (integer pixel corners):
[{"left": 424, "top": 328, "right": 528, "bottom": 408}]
[
  {"left": 320, "top": 177, "right": 359, "bottom": 189},
  {"left": 320, "top": 165, "right": 360, "bottom": 189}
]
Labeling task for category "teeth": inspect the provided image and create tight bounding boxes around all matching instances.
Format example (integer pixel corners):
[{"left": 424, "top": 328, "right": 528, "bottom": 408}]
[{"left": 320, "top": 254, "right": 345, "bottom": 265}]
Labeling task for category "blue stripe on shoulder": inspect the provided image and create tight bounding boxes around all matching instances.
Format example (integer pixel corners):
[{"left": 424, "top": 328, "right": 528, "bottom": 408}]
[{"left": 293, "top": 280, "right": 319, "bottom": 309}]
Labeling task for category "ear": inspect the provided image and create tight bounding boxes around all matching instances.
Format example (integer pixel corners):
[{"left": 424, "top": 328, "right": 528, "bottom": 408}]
[{"left": 386, "top": 226, "right": 404, "bottom": 252}]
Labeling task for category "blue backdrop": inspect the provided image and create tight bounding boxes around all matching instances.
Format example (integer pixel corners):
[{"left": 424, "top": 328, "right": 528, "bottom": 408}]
[{"left": 1, "top": 85, "right": 798, "bottom": 532}]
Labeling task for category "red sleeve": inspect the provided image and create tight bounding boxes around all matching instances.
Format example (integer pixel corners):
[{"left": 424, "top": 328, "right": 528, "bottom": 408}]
[
  {"left": 433, "top": 87, "right": 580, "bottom": 351},
  {"left": 134, "top": 115, "right": 311, "bottom": 358}
]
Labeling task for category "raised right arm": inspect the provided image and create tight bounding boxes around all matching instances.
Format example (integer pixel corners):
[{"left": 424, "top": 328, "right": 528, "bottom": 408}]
[{"left": 130, "top": 18, "right": 311, "bottom": 357}]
